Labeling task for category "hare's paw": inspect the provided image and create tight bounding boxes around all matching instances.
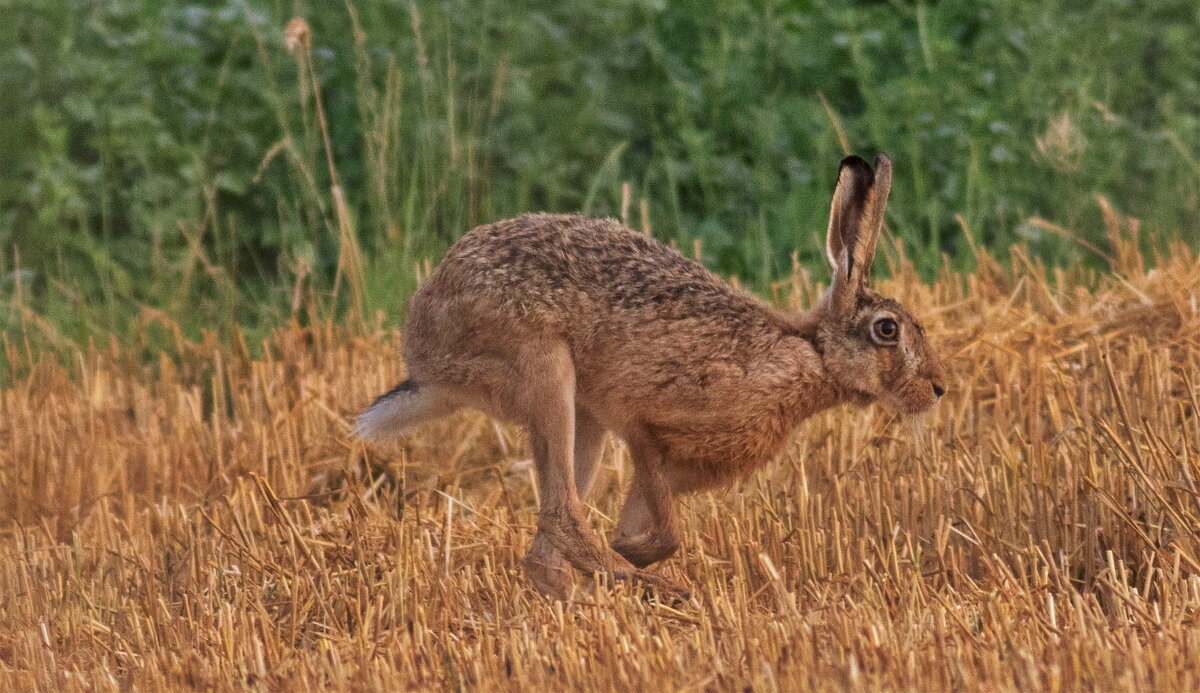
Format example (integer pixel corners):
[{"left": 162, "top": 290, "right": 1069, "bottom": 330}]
[
  {"left": 612, "top": 531, "right": 680, "bottom": 569},
  {"left": 522, "top": 538, "right": 575, "bottom": 601}
]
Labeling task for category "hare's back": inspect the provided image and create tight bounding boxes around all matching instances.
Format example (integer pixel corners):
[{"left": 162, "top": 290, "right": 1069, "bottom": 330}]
[{"left": 418, "top": 213, "right": 755, "bottom": 325}]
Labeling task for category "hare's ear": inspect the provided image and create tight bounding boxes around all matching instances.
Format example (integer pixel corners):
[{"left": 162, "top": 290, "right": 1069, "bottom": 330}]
[{"left": 826, "top": 154, "right": 892, "bottom": 311}]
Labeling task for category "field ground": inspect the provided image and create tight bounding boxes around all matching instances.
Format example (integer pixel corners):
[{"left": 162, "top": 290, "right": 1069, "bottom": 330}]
[{"left": 2, "top": 230, "right": 1200, "bottom": 691}]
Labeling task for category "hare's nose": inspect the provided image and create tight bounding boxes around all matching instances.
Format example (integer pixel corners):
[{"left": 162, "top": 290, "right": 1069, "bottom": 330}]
[{"left": 932, "top": 383, "right": 946, "bottom": 399}]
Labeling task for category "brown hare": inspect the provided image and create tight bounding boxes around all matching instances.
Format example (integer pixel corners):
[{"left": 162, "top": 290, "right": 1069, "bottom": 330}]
[{"left": 356, "top": 154, "right": 947, "bottom": 601}]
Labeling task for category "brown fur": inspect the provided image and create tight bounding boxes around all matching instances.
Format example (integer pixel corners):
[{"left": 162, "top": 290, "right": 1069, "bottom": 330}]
[{"left": 356, "top": 154, "right": 947, "bottom": 601}]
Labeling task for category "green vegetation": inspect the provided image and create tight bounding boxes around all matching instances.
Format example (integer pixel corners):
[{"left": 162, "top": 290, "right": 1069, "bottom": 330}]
[{"left": 3, "top": 0, "right": 1199, "bottom": 358}]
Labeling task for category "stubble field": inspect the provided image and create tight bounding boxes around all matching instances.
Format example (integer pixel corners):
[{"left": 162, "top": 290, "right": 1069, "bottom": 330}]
[{"left": 2, "top": 225, "right": 1199, "bottom": 691}]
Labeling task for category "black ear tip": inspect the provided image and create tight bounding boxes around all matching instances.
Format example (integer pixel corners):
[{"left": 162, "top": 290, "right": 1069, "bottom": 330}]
[{"left": 839, "top": 155, "right": 872, "bottom": 171}]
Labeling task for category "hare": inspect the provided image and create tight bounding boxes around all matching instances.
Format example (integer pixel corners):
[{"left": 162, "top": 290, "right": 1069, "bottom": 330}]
[{"left": 355, "top": 154, "right": 947, "bottom": 601}]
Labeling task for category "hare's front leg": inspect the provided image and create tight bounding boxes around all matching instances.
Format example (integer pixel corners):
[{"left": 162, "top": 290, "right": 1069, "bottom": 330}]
[
  {"left": 522, "top": 408, "right": 606, "bottom": 599},
  {"left": 611, "top": 434, "right": 682, "bottom": 569}
]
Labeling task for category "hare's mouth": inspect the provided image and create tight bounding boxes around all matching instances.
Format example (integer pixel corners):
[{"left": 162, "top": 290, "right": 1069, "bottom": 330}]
[
  {"left": 904, "top": 401, "right": 939, "bottom": 416},
  {"left": 894, "top": 395, "right": 940, "bottom": 416},
  {"left": 872, "top": 375, "right": 943, "bottom": 416},
  {"left": 878, "top": 389, "right": 939, "bottom": 416}
]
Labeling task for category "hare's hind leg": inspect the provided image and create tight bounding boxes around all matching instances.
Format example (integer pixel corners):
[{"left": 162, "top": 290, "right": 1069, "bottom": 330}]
[
  {"left": 519, "top": 341, "right": 621, "bottom": 573},
  {"left": 522, "top": 408, "right": 606, "bottom": 599},
  {"left": 354, "top": 379, "right": 458, "bottom": 442},
  {"left": 518, "top": 341, "right": 687, "bottom": 601}
]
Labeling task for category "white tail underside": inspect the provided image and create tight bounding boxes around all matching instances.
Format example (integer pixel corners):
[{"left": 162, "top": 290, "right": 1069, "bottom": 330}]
[{"left": 353, "top": 380, "right": 449, "bottom": 441}]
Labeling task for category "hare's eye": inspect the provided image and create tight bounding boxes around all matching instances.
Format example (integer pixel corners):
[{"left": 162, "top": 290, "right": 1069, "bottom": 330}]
[{"left": 872, "top": 318, "right": 899, "bottom": 343}]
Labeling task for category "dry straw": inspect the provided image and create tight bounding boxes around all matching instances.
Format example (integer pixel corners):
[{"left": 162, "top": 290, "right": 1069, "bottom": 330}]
[{"left": 1, "top": 227, "right": 1199, "bottom": 690}]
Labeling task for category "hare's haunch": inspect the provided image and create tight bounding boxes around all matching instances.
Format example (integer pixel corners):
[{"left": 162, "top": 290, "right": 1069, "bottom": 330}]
[{"left": 357, "top": 154, "right": 947, "bottom": 601}]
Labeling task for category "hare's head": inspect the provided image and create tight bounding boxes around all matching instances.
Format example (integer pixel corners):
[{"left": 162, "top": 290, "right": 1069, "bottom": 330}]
[{"left": 814, "top": 155, "right": 947, "bottom": 414}]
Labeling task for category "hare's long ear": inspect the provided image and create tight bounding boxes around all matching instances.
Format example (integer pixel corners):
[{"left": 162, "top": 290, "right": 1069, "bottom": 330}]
[{"left": 826, "top": 154, "right": 892, "bottom": 312}]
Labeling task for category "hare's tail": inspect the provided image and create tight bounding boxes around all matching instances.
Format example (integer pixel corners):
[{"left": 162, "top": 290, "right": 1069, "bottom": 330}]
[{"left": 354, "top": 379, "right": 455, "bottom": 441}]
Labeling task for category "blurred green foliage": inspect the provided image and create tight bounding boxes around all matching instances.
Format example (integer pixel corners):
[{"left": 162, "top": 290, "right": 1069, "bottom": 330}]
[{"left": 2, "top": 0, "right": 1198, "bottom": 355}]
